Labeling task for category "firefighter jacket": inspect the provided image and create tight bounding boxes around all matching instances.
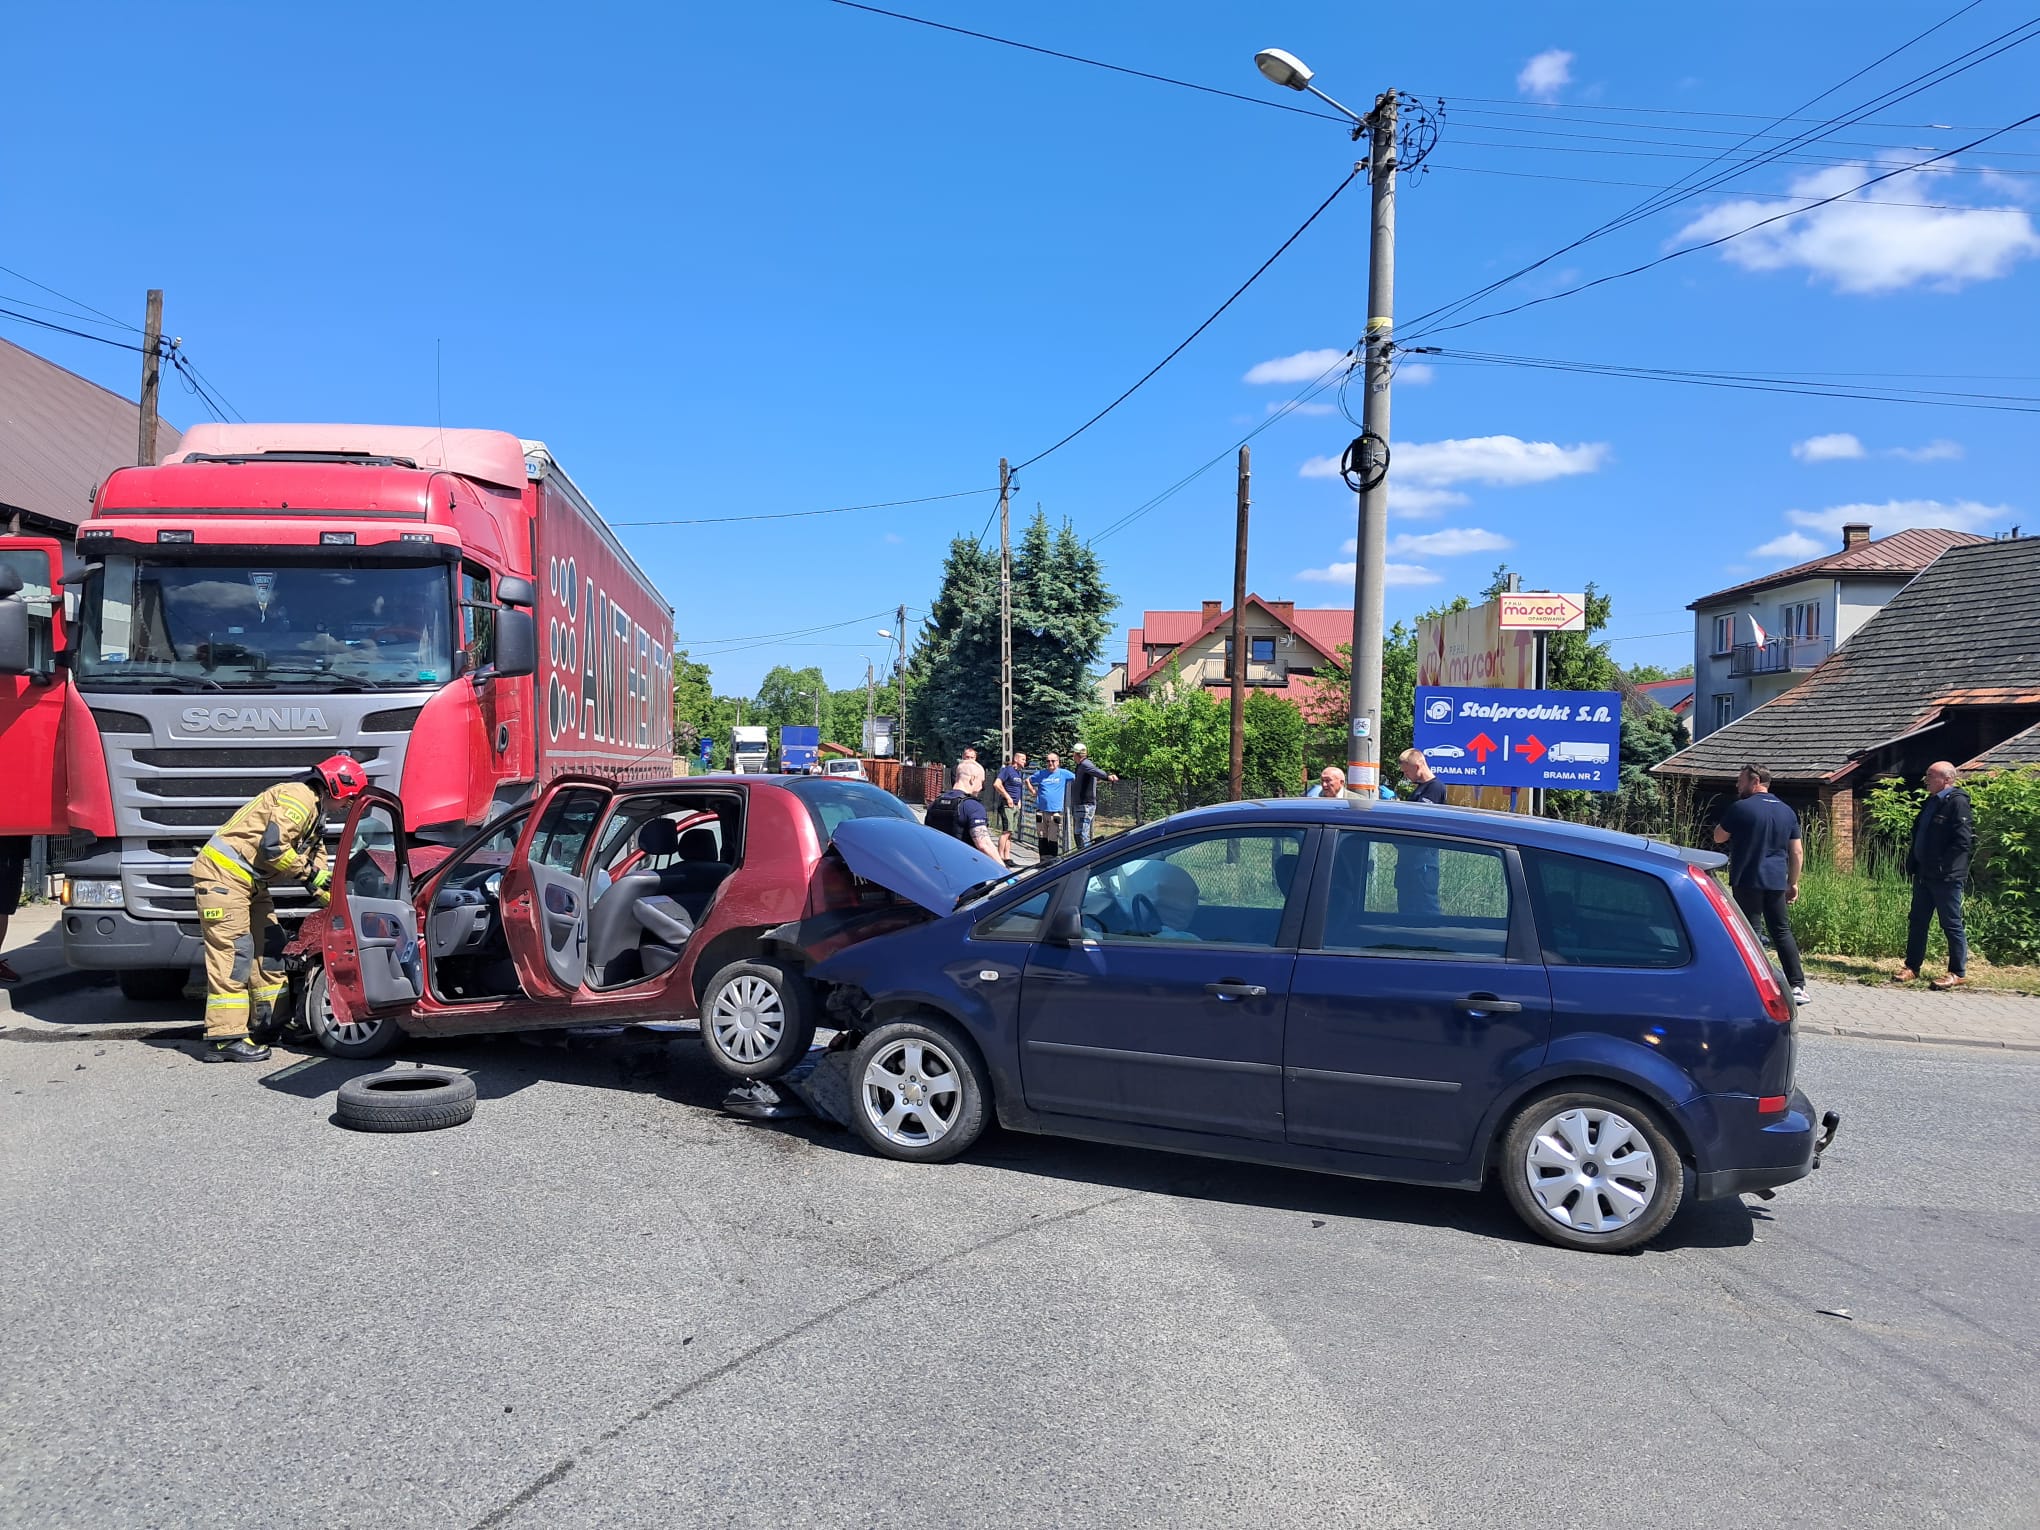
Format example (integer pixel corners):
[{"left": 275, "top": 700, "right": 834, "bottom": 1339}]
[{"left": 197, "top": 782, "right": 332, "bottom": 896}]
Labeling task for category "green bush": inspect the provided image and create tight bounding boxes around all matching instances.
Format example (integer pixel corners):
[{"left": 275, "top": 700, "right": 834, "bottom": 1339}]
[
  {"left": 1789, "top": 853, "right": 1938, "bottom": 962},
  {"left": 1968, "top": 766, "right": 2040, "bottom": 965}
]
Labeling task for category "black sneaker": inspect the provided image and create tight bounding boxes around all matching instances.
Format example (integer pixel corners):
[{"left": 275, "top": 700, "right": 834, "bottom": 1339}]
[{"left": 204, "top": 1038, "right": 272, "bottom": 1063}]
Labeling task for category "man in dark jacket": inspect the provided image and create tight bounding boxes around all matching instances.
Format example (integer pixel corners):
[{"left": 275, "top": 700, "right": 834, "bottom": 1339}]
[{"left": 1899, "top": 760, "right": 1974, "bottom": 990}]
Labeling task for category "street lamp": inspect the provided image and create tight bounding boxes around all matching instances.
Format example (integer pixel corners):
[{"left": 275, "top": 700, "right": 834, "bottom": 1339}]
[
  {"left": 1256, "top": 46, "right": 1398, "bottom": 800},
  {"left": 1254, "top": 48, "right": 1365, "bottom": 137}
]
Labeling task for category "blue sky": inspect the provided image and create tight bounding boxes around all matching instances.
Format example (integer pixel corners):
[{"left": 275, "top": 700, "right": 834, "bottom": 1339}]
[{"left": 6, "top": 1, "right": 2036, "bottom": 693}]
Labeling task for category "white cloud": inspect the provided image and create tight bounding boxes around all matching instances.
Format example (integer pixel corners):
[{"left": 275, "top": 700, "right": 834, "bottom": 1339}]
[
  {"left": 1268, "top": 400, "right": 1339, "bottom": 416},
  {"left": 1792, "top": 432, "right": 1864, "bottom": 462},
  {"left": 883, "top": 531, "right": 903, "bottom": 544},
  {"left": 1244, "top": 348, "right": 1351, "bottom": 385},
  {"left": 1389, "top": 527, "right": 1514, "bottom": 557},
  {"left": 1390, "top": 485, "right": 1470, "bottom": 518},
  {"left": 1673, "top": 162, "right": 2040, "bottom": 294},
  {"left": 1517, "top": 49, "right": 1574, "bottom": 101},
  {"left": 1783, "top": 498, "right": 2013, "bottom": 536},
  {"left": 1750, "top": 531, "right": 1826, "bottom": 562},
  {"left": 1396, "top": 435, "right": 1610, "bottom": 487},
  {"left": 1395, "top": 361, "right": 1436, "bottom": 385},
  {"left": 1887, "top": 439, "right": 1964, "bottom": 463},
  {"left": 1296, "top": 560, "right": 1440, "bottom": 586}
]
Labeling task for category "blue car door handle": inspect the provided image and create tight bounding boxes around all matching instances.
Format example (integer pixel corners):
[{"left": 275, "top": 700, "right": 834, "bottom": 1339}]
[
  {"left": 1455, "top": 994, "right": 1522, "bottom": 1015},
  {"left": 1205, "top": 981, "right": 1268, "bottom": 1000}
]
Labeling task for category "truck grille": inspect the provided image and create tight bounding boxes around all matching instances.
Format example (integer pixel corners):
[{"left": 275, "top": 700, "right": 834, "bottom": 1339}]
[{"left": 131, "top": 745, "right": 383, "bottom": 769}]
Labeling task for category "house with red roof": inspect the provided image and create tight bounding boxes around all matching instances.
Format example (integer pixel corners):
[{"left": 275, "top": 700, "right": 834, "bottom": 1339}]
[
  {"left": 1689, "top": 522, "right": 1990, "bottom": 742},
  {"left": 1098, "top": 597, "right": 1350, "bottom": 709}
]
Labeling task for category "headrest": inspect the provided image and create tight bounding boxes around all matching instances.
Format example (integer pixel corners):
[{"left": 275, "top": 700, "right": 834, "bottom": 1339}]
[
  {"left": 678, "top": 828, "right": 720, "bottom": 862},
  {"left": 638, "top": 819, "right": 680, "bottom": 855}
]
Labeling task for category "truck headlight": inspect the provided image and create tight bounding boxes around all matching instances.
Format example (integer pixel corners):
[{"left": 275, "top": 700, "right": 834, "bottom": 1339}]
[{"left": 63, "top": 879, "right": 125, "bottom": 910}]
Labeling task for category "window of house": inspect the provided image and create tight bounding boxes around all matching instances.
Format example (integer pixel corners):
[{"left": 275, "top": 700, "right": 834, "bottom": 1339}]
[
  {"left": 1713, "top": 694, "right": 1735, "bottom": 728},
  {"left": 1711, "top": 614, "right": 1735, "bottom": 654},
  {"left": 1781, "top": 601, "right": 1821, "bottom": 639},
  {"left": 1223, "top": 635, "right": 1283, "bottom": 676}
]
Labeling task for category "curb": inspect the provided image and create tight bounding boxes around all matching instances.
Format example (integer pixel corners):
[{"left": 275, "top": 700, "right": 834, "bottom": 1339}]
[{"left": 1799, "top": 1021, "right": 2040, "bottom": 1054}]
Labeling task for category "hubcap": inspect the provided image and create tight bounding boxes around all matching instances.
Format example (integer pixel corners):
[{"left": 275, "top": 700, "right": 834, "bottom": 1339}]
[
  {"left": 711, "top": 974, "right": 785, "bottom": 1064},
  {"left": 1523, "top": 1107, "right": 1659, "bottom": 1236},
  {"left": 313, "top": 973, "right": 384, "bottom": 1048},
  {"left": 861, "top": 1038, "right": 962, "bottom": 1148}
]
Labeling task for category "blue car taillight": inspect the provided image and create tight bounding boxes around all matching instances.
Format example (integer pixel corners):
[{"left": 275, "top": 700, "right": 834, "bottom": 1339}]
[{"left": 1687, "top": 864, "right": 1794, "bottom": 1024}]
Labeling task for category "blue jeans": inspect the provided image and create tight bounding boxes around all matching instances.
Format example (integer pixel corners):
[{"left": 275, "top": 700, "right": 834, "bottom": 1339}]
[
  {"left": 1905, "top": 878, "right": 1967, "bottom": 976},
  {"left": 1075, "top": 802, "right": 1098, "bottom": 849}
]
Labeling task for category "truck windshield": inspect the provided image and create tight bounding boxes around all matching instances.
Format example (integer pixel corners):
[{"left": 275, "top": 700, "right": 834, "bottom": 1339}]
[{"left": 76, "top": 556, "right": 454, "bottom": 689}]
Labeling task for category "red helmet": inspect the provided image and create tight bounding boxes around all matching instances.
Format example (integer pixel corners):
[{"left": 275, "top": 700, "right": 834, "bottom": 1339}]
[{"left": 311, "top": 753, "right": 368, "bottom": 802}]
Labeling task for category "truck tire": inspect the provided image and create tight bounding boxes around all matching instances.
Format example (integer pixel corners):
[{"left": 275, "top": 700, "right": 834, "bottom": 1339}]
[
  {"left": 118, "top": 967, "right": 189, "bottom": 1003},
  {"left": 699, "top": 958, "right": 817, "bottom": 1080},
  {"left": 304, "top": 965, "right": 403, "bottom": 1059},
  {"left": 334, "top": 1069, "right": 476, "bottom": 1133}
]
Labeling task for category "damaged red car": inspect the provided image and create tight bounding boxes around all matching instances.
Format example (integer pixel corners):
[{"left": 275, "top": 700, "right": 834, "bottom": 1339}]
[{"left": 307, "top": 773, "right": 998, "bottom": 1071}]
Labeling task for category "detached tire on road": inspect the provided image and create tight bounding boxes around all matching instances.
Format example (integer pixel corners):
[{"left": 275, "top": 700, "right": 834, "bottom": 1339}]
[
  {"left": 1500, "top": 1087, "right": 1685, "bottom": 1253},
  {"left": 699, "top": 958, "right": 817, "bottom": 1079},
  {"left": 335, "top": 1070, "right": 476, "bottom": 1133}
]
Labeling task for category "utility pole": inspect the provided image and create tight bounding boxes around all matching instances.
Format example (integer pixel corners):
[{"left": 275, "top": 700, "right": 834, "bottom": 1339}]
[
  {"left": 1228, "top": 446, "right": 1251, "bottom": 800},
  {"left": 1345, "top": 93, "right": 1398, "bottom": 801},
  {"left": 895, "top": 602, "right": 908, "bottom": 763},
  {"left": 998, "top": 457, "right": 1013, "bottom": 764},
  {"left": 137, "top": 289, "right": 163, "bottom": 466},
  {"left": 865, "top": 660, "right": 876, "bottom": 754}
]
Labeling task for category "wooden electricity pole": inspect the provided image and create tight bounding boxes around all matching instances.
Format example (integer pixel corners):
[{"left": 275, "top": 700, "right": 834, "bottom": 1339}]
[
  {"left": 1228, "top": 447, "right": 1251, "bottom": 800},
  {"left": 865, "top": 660, "right": 876, "bottom": 754},
  {"left": 895, "top": 602, "right": 908, "bottom": 762},
  {"left": 137, "top": 289, "right": 164, "bottom": 466},
  {"left": 998, "top": 457, "right": 1013, "bottom": 763}
]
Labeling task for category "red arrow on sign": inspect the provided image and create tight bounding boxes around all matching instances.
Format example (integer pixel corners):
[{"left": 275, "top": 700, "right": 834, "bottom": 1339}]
[
  {"left": 1468, "top": 732, "right": 1498, "bottom": 763},
  {"left": 1518, "top": 735, "right": 1547, "bottom": 764}
]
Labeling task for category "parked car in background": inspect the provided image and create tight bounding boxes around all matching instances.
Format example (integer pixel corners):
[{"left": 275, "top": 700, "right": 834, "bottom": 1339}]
[
  {"left": 310, "top": 773, "right": 986, "bottom": 1078},
  {"left": 822, "top": 758, "right": 869, "bottom": 781},
  {"left": 747, "top": 799, "right": 1838, "bottom": 1253}
]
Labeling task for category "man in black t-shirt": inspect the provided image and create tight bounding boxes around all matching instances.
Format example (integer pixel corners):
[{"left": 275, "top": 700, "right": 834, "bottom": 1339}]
[
  {"left": 1069, "top": 744, "right": 1118, "bottom": 850},
  {"left": 1712, "top": 763, "right": 1808, "bottom": 1004},
  {"left": 1397, "top": 749, "right": 1449, "bottom": 804},
  {"left": 926, "top": 761, "right": 1002, "bottom": 864}
]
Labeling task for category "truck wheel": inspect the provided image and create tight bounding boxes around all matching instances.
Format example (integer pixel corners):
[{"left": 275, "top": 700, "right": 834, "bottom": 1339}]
[
  {"left": 118, "top": 968, "right": 188, "bottom": 1003},
  {"left": 335, "top": 1070, "right": 475, "bottom": 1133},
  {"left": 304, "top": 965, "right": 403, "bottom": 1059},
  {"left": 699, "top": 959, "right": 816, "bottom": 1079}
]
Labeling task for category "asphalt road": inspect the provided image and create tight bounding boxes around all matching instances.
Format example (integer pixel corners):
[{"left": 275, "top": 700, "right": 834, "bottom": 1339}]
[{"left": 2, "top": 1022, "right": 2034, "bottom": 1530}]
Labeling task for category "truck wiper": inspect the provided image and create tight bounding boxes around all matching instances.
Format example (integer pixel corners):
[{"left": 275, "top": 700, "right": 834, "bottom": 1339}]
[{"left": 81, "top": 671, "right": 225, "bottom": 692}]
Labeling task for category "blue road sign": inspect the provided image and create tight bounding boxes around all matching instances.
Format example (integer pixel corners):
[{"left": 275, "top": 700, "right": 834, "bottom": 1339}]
[
  {"left": 1413, "top": 686, "right": 1622, "bottom": 793},
  {"left": 698, "top": 736, "right": 715, "bottom": 764}
]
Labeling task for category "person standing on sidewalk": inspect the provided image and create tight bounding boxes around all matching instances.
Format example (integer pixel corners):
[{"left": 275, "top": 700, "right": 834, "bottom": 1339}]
[
  {"left": 0, "top": 836, "right": 28, "bottom": 984},
  {"left": 1030, "top": 752, "right": 1075, "bottom": 862},
  {"left": 1397, "top": 749, "right": 1448, "bottom": 804},
  {"left": 1068, "top": 744, "right": 1118, "bottom": 851},
  {"left": 1899, "top": 759, "right": 1974, "bottom": 990},
  {"left": 994, "top": 751, "right": 1027, "bottom": 863},
  {"left": 1712, "top": 764, "right": 1810, "bottom": 1006}
]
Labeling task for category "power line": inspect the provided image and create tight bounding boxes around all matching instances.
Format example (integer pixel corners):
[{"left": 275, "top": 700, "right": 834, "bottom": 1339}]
[
  {"left": 1405, "top": 91, "right": 2040, "bottom": 136},
  {"left": 1407, "top": 106, "right": 2040, "bottom": 342},
  {"left": 1436, "top": 108, "right": 2040, "bottom": 160},
  {"left": 1013, "top": 166, "right": 1361, "bottom": 472},
  {"left": 614, "top": 486, "right": 998, "bottom": 527},
  {"left": 825, "top": 0, "right": 1346, "bottom": 122},
  {"left": 1426, "top": 160, "right": 2022, "bottom": 213},
  {"left": 0, "top": 304, "right": 157, "bottom": 354},
  {"left": 1432, "top": 132, "right": 2040, "bottom": 175},
  {"left": 0, "top": 264, "right": 140, "bottom": 332}
]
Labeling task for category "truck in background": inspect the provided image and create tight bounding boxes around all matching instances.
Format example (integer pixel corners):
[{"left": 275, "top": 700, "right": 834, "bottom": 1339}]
[
  {"left": 778, "top": 724, "right": 819, "bottom": 774},
  {"left": 730, "top": 725, "right": 769, "bottom": 774},
  {"left": 0, "top": 424, "right": 674, "bottom": 1002}
]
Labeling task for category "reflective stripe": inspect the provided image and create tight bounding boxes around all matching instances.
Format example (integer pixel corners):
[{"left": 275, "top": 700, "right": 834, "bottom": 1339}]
[
  {"left": 204, "top": 995, "right": 248, "bottom": 1011},
  {"left": 201, "top": 843, "right": 256, "bottom": 885}
]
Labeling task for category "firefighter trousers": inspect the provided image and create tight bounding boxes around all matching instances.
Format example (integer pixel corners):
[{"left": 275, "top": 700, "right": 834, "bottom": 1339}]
[{"left": 191, "top": 878, "right": 286, "bottom": 1041}]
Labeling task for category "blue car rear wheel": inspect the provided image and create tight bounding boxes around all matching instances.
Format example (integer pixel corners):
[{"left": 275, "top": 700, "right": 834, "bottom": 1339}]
[{"left": 1502, "top": 1088, "right": 1686, "bottom": 1253}]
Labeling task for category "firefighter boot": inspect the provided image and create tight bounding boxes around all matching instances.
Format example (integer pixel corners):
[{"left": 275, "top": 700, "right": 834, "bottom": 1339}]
[{"left": 205, "top": 1038, "right": 273, "bottom": 1063}]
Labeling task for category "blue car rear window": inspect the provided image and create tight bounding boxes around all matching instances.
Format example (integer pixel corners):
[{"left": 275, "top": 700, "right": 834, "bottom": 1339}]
[{"left": 1522, "top": 849, "right": 1691, "bottom": 968}]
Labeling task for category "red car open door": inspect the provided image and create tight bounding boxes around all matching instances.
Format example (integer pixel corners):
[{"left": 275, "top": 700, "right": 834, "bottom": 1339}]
[
  {"left": 499, "top": 778, "right": 614, "bottom": 1001},
  {"left": 325, "top": 789, "right": 427, "bottom": 1020}
]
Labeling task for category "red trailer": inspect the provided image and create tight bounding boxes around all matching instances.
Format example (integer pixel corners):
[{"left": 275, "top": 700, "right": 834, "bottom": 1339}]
[{"left": 0, "top": 425, "right": 672, "bottom": 1000}]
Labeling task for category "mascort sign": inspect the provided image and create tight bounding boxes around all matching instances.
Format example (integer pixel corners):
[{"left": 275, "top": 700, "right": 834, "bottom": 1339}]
[{"left": 1413, "top": 686, "right": 1622, "bottom": 793}]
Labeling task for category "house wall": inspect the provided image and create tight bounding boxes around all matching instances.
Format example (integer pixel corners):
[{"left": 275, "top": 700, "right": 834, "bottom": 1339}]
[
  {"left": 1161, "top": 606, "right": 1317, "bottom": 690},
  {"left": 1691, "top": 574, "right": 1906, "bottom": 742}
]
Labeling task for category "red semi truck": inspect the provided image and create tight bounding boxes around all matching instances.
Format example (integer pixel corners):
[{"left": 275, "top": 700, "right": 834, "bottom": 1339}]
[{"left": 0, "top": 424, "right": 673, "bottom": 1001}]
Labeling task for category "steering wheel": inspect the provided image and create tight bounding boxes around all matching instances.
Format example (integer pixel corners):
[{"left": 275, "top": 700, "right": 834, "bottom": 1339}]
[
  {"left": 1129, "top": 893, "right": 1162, "bottom": 937},
  {"left": 483, "top": 869, "right": 504, "bottom": 901}
]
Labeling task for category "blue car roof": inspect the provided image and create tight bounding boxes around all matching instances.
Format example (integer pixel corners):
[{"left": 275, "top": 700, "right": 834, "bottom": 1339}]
[{"left": 1140, "top": 798, "right": 1724, "bottom": 872}]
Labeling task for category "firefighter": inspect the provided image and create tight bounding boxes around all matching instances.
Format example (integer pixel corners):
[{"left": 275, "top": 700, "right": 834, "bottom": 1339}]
[{"left": 188, "top": 753, "right": 367, "bottom": 1062}]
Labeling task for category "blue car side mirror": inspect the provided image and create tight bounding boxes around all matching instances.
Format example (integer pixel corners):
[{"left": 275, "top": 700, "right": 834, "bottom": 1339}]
[{"left": 1046, "top": 909, "right": 1088, "bottom": 946}]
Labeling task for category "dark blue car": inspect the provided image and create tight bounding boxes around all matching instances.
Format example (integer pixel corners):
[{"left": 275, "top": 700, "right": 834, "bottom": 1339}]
[{"left": 770, "top": 799, "right": 1839, "bottom": 1253}]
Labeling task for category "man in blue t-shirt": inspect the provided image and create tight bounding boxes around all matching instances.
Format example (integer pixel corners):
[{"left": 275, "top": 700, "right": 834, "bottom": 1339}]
[
  {"left": 1029, "top": 752, "right": 1076, "bottom": 861},
  {"left": 1712, "top": 763, "right": 1808, "bottom": 1004}
]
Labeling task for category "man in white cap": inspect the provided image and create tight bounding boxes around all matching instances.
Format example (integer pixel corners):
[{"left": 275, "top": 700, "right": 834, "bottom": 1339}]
[{"left": 1068, "top": 743, "right": 1118, "bottom": 851}]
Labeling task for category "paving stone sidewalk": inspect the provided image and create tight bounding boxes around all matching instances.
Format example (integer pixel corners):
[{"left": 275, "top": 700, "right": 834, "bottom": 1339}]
[{"left": 1798, "top": 977, "right": 2040, "bottom": 1051}]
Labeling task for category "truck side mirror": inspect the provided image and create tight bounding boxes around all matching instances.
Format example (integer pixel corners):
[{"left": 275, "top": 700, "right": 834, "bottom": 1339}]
[
  {"left": 496, "top": 575, "right": 536, "bottom": 609},
  {"left": 493, "top": 608, "right": 536, "bottom": 678},
  {"left": 0, "top": 599, "right": 30, "bottom": 676},
  {"left": 0, "top": 567, "right": 20, "bottom": 599}
]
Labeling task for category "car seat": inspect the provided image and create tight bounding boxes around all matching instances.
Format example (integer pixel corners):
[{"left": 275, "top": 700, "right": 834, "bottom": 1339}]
[
  {"left": 584, "top": 820, "right": 698, "bottom": 987},
  {"left": 663, "top": 826, "right": 735, "bottom": 920}
]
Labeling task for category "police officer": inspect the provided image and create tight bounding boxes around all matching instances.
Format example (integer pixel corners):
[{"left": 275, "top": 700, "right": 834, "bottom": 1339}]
[{"left": 190, "top": 753, "right": 366, "bottom": 1061}]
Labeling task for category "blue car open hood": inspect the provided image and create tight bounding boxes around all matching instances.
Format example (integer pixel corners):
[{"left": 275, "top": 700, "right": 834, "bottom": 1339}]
[{"left": 829, "top": 817, "right": 1006, "bottom": 915}]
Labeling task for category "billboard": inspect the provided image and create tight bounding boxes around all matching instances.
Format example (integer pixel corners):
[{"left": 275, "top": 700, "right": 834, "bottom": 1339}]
[
  {"left": 1416, "top": 601, "right": 1536, "bottom": 809},
  {"left": 1414, "top": 687, "right": 1621, "bottom": 793}
]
